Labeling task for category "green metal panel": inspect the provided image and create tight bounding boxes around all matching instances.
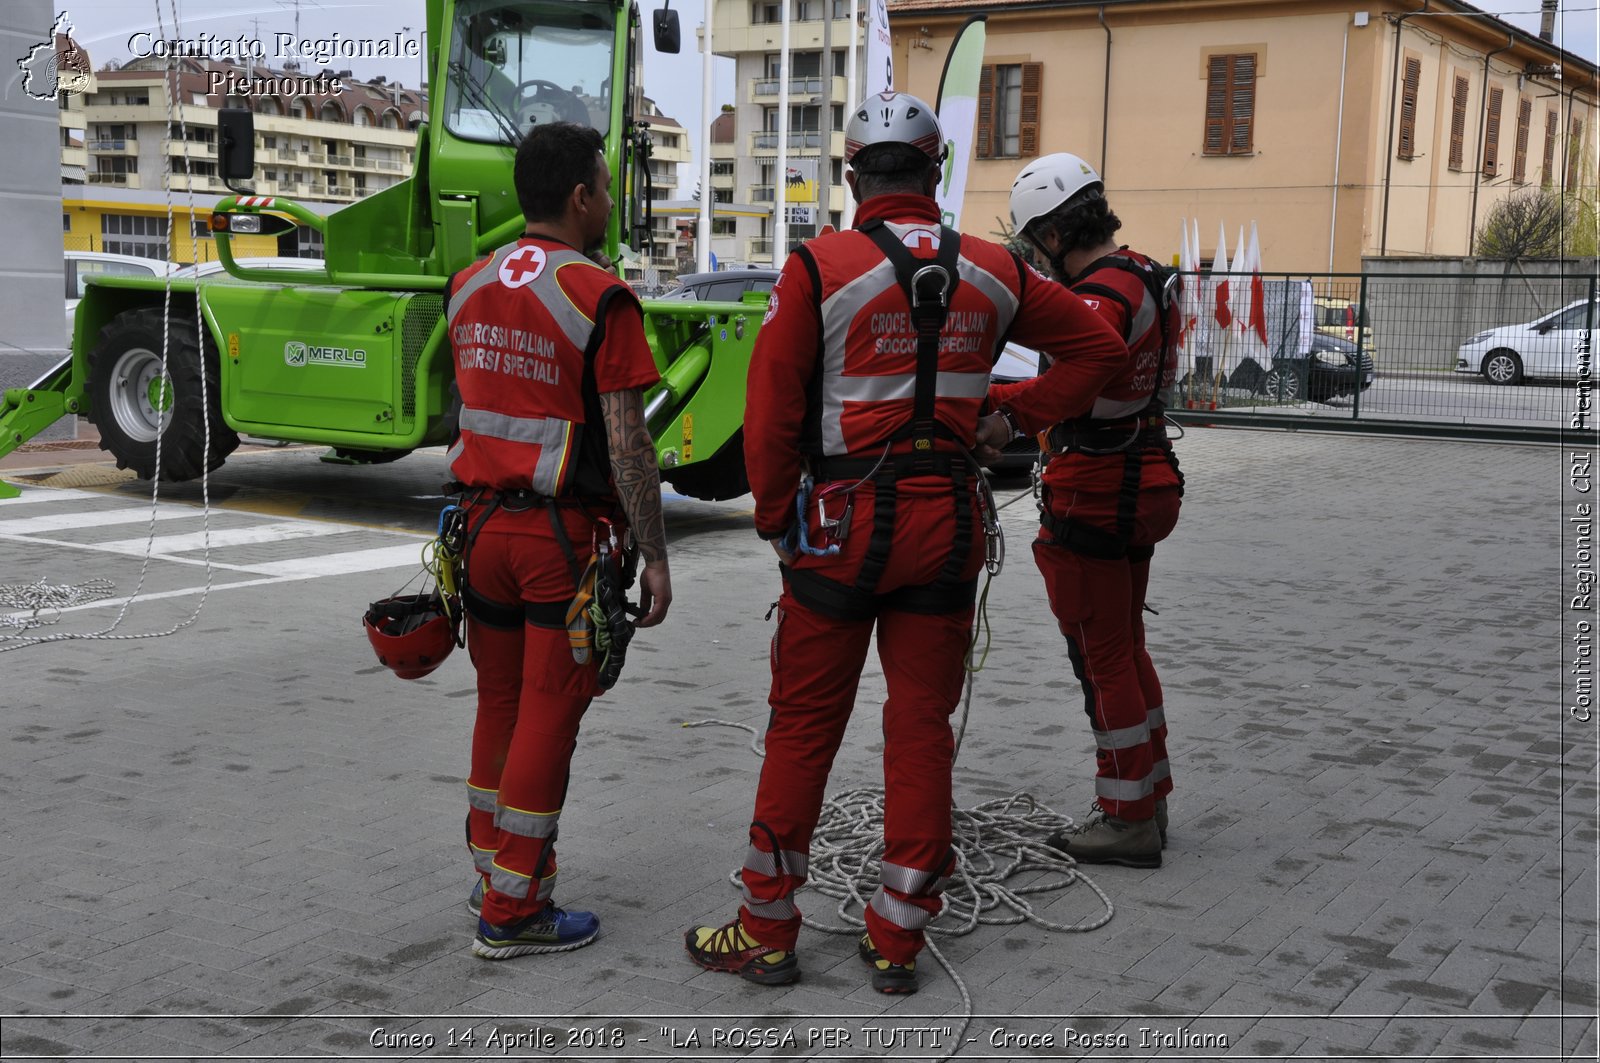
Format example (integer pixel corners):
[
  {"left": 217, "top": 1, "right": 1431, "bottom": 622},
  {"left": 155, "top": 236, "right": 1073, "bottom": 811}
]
[
  {"left": 208, "top": 285, "right": 408, "bottom": 436},
  {"left": 640, "top": 299, "right": 758, "bottom": 467}
]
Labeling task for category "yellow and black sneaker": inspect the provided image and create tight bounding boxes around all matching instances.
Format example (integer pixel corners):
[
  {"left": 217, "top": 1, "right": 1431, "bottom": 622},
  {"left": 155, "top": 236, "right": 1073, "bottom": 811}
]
[
  {"left": 684, "top": 920, "right": 799, "bottom": 986},
  {"left": 858, "top": 933, "right": 917, "bottom": 994}
]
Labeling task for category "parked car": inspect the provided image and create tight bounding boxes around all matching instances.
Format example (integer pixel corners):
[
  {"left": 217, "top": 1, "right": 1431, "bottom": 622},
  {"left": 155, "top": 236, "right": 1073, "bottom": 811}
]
[
  {"left": 169, "top": 257, "right": 326, "bottom": 280},
  {"left": 1232, "top": 333, "right": 1376, "bottom": 404},
  {"left": 988, "top": 344, "right": 1049, "bottom": 474},
  {"left": 658, "top": 269, "right": 778, "bottom": 302},
  {"left": 1455, "top": 298, "right": 1597, "bottom": 385},
  {"left": 65, "top": 251, "right": 171, "bottom": 328},
  {"left": 1314, "top": 295, "right": 1381, "bottom": 362}
]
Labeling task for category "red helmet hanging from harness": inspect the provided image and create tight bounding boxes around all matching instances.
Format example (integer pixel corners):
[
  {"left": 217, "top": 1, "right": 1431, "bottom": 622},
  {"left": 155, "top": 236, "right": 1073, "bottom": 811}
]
[{"left": 363, "top": 592, "right": 459, "bottom": 680}]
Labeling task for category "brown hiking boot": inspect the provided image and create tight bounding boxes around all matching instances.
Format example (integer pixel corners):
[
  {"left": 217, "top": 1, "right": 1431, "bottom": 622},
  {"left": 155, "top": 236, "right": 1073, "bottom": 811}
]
[{"left": 1047, "top": 804, "right": 1162, "bottom": 868}]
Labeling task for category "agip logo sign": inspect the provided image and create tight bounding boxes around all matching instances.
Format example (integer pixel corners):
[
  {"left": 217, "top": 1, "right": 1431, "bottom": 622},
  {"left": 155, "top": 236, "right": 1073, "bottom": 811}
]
[{"left": 284, "top": 340, "right": 367, "bottom": 368}]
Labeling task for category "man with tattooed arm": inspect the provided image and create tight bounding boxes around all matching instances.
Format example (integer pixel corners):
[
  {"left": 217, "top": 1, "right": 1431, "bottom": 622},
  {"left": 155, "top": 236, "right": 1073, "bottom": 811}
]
[{"left": 443, "top": 122, "right": 671, "bottom": 961}]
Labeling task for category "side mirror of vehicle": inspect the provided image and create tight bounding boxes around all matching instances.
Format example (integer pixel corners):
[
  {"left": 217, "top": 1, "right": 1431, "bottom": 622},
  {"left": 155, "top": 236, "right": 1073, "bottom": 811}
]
[
  {"left": 217, "top": 108, "right": 256, "bottom": 190},
  {"left": 654, "top": 7, "right": 681, "bottom": 53},
  {"left": 1535, "top": 321, "right": 1554, "bottom": 334}
]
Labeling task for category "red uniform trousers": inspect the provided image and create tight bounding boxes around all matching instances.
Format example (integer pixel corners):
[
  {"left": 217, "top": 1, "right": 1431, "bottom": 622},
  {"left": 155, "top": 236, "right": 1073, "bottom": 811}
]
[
  {"left": 739, "top": 478, "right": 981, "bottom": 966},
  {"left": 462, "top": 505, "right": 603, "bottom": 927},
  {"left": 1032, "top": 485, "right": 1181, "bottom": 820}
]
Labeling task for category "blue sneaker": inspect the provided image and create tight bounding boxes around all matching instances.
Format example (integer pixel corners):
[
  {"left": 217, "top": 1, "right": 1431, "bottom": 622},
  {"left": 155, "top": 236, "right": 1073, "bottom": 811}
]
[
  {"left": 471, "top": 906, "right": 600, "bottom": 959},
  {"left": 467, "top": 878, "right": 484, "bottom": 918}
]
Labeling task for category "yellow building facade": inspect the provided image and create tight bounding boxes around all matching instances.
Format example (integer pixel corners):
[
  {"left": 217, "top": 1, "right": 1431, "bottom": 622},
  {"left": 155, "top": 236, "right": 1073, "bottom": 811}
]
[{"left": 886, "top": 0, "right": 1597, "bottom": 271}]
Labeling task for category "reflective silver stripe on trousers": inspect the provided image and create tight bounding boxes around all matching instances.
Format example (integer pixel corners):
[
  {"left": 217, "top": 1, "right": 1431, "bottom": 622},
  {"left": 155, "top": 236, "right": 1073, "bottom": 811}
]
[
  {"left": 454, "top": 407, "right": 575, "bottom": 496},
  {"left": 1095, "top": 773, "right": 1157, "bottom": 802},
  {"left": 489, "top": 862, "right": 532, "bottom": 899},
  {"left": 466, "top": 784, "right": 499, "bottom": 813},
  {"left": 470, "top": 843, "right": 496, "bottom": 875},
  {"left": 869, "top": 887, "right": 933, "bottom": 931},
  {"left": 880, "top": 860, "right": 938, "bottom": 896},
  {"left": 447, "top": 244, "right": 518, "bottom": 329},
  {"left": 1147, "top": 705, "right": 1167, "bottom": 731},
  {"left": 1088, "top": 394, "right": 1154, "bottom": 421},
  {"left": 742, "top": 896, "right": 798, "bottom": 921},
  {"left": 742, "top": 845, "right": 810, "bottom": 880},
  {"left": 1092, "top": 720, "right": 1151, "bottom": 752},
  {"left": 495, "top": 804, "right": 561, "bottom": 839}
]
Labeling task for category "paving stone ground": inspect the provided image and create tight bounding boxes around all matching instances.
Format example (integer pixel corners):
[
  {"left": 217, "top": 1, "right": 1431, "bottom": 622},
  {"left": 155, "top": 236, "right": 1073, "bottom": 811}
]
[{"left": 0, "top": 427, "right": 1594, "bottom": 1061}]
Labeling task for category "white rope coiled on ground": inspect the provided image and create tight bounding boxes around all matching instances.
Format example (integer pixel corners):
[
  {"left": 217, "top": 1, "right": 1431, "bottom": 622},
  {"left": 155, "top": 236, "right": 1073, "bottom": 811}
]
[
  {"left": 0, "top": 578, "right": 116, "bottom": 633},
  {"left": 680, "top": 715, "right": 1115, "bottom": 1063}
]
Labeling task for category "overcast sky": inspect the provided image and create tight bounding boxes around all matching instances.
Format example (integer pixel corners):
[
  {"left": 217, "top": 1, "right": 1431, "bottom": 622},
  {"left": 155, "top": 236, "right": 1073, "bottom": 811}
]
[{"left": 52, "top": 0, "right": 1600, "bottom": 178}]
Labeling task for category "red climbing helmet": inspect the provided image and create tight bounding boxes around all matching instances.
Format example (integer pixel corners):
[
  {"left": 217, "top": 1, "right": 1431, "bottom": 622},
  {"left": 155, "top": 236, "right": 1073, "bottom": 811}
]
[{"left": 363, "top": 592, "right": 458, "bottom": 680}]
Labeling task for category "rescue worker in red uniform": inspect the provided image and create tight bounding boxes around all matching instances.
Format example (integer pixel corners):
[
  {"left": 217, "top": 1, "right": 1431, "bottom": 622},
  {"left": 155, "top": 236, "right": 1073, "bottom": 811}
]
[
  {"left": 449, "top": 123, "right": 672, "bottom": 960},
  {"left": 685, "top": 95, "right": 1128, "bottom": 993},
  {"left": 984, "top": 152, "right": 1184, "bottom": 869}
]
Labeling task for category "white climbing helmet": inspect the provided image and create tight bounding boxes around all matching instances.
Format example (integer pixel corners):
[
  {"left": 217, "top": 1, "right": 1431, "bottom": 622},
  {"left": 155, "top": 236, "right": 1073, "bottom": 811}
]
[{"left": 1009, "top": 152, "right": 1104, "bottom": 238}]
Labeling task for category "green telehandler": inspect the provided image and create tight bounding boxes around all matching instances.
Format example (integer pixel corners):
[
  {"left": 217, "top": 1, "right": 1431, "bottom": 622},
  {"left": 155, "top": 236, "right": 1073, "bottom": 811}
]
[{"left": 0, "top": 0, "right": 757, "bottom": 502}]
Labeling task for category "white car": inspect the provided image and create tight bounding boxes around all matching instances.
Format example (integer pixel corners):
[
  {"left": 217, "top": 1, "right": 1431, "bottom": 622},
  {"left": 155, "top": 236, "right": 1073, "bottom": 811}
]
[
  {"left": 1456, "top": 299, "right": 1596, "bottom": 385},
  {"left": 65, "top": 250, "right": 172, "bottom": 329},
  {"left": 169, "top": 256, "right": 325, "bottom": 280}
]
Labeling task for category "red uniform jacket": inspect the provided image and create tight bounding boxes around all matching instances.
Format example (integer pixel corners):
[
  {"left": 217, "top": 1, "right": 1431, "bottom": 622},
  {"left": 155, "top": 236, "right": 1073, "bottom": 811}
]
[
  {"left": 746, "top": 194, "right": 1127, "bottom": 538},
  {"left": 447, "top": 237, "right": 658, "bottom": 497},
  {"left": 991, "top": 247, "right": 1182, "bottom": 497}
]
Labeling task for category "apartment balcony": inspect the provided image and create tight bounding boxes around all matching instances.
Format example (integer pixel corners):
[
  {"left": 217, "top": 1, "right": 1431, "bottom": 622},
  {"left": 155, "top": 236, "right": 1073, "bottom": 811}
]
[
  {"left": 81, "top": 102, "right": 164, "bottom": 124},
  {"left": 352, "top": 155, "right": 406, "bottom": 172},
  {"left": 749, "top": 75, "right": 846, "bottom": 104},
  {"left": 86, "top": 139, "right": 138, "bottom": 154},
  {"left": 87, "top": 172, "right": 140, "bottom": 188},
  {"left": 747, "top": 237, "right": 773, "bottom": 259},
  {"left": 273, "top": 148, "right": 303, "bottom": 163},
  {"left": 167, "top": 141, "right": 218, "bottom": 158},
  {"left": 167, "top": 174, "right": 224, "bottom": 194},
  {"left": 329, "top": 154, "right": 354, "bottom": 167},
  {"left": 749, "top": 129, "right": 845, "bottom": 157}
]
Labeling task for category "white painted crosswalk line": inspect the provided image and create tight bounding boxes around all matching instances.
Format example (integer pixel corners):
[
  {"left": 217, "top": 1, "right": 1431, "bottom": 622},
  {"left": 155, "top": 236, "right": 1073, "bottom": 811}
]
[
  {"left": 0, "top": 488, "right": 103, "bottom": 506},
  {"left": 243, "top": 543, "right": 425, "bottom": 578},
  {"left": 93, "top": 521, "right": 346, "bottom": 557},
  {"left": 0, "top": 506, "right": 197, "bottom": 535}
]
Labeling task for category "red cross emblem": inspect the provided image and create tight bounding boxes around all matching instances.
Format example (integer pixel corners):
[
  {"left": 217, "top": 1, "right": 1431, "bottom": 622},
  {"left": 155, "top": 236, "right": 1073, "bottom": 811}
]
[
  {"left": 498, "top": 245, "right": 548, "bottom": 288},
  {"left": 901, "top": 228, "right": 940, "bottom": 252}
]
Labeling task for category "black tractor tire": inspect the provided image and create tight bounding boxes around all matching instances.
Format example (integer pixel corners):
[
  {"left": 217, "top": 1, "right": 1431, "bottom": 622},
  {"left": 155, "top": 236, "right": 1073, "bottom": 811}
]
[
  {"left": 87, "top": 308, "right": 239, "bottom": 481},
  {"left": 664, "top": 429, "right": 751, "bottom": 501}
]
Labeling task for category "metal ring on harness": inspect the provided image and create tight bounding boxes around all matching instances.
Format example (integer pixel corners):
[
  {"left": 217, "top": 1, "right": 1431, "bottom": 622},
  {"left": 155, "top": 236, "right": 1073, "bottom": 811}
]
[{"left": 911, "top": 262, "right": 951, "bottom": 309}]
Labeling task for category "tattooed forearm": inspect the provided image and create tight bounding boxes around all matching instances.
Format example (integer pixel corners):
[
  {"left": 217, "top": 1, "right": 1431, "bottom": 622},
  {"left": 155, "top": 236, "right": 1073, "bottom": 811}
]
[{"left": 599, "top": 388, "right": 668, "bottom": 564}]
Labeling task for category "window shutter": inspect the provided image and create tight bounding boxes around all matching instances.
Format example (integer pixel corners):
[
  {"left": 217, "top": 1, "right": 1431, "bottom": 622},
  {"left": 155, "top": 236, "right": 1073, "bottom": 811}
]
[
  {"left": 1545, "top": 109, "right": 1559, "bottom": 186},
  {"left": 1513, "top": 97, "right": 1531, "bottom": 183},
  {"left": 1568, "top": 119, "right": 1580, "bottom": 189},
  {"left": 1229, "top": 53, "right": 1256, "bottom": 153},
  {"left": 1398, "top": 57, "right": 1421, "bottom": 160},
  {"left": 1018, "top": 62, "right": 1043, "bottom": 158},
  {"left": 1448, "top": 75, "right": 1467, "bottom": 171},
  {"left": 976, "top": 64, "right": 993, "bottom": 160},
  {"left": 1482, "top": 86, "right": 1502, "bottom": 176},
  {"left": 1204, "top": 55, "right": 1227, "bottom": 155}
]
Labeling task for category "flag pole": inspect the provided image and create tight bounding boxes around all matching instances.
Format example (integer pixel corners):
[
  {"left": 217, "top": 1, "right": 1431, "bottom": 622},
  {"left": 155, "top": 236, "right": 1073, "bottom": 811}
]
[{"left": 696, "top": 0, "right": 715, "bottom": 272}]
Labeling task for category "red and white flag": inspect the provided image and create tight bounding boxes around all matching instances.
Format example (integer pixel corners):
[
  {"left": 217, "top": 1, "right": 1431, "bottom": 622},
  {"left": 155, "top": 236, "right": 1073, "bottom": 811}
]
[{"left": 1212, "top": 222, "right": 1233, "bottom": 331}]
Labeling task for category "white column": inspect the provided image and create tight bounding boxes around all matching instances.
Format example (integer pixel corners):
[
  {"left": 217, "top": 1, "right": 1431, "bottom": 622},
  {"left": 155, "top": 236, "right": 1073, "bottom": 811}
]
[
  {"left": 774, "top": 0, "right": 792, "bottom": 259},
  {"left": 842, "top": 0, "right": 859, "bottom": 228},
  {"left": 697, "top": 0, "right": 715, "bottom": 272}
]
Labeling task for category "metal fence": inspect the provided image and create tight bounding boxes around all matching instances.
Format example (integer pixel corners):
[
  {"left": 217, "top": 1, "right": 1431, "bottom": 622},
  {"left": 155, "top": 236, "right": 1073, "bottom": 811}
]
[{"left": 1172, "top": 269, "right": 1597, "bottom": 442}]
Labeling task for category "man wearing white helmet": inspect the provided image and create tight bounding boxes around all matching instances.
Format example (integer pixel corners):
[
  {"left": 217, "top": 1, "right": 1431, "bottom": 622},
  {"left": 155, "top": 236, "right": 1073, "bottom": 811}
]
[
  {"left": 991, "top": 151, "right": 1185, "bottom": 869},
  {"left": 685, "top": 95, "right": 1127, "bottom": 993}
]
